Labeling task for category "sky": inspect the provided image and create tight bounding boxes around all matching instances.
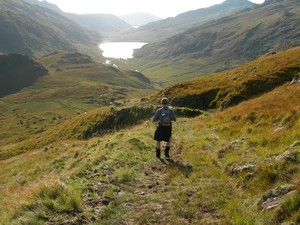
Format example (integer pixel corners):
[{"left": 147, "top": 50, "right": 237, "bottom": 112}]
[{"left": 45, "top": 0, "right": 266, "bottom": 18}]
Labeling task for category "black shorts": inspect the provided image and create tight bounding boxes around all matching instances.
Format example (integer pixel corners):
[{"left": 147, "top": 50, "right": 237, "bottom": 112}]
[{"left": 154, "top": 124, "right": 172, "bottom": 142}]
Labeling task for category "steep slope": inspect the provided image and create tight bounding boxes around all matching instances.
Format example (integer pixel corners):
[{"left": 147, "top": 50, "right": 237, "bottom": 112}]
[
  {"left": 149, "top": 46, "right": 300, "bottom": 109},
  {"left": 137, "top": 0, "right": 300, "bottom": 60},
  {"left": 0, "top": 0, "right": 102, "bottom": 59},
  {"left": 1, "top": 82, "right": 299, "bottom": 224},
  {"left": 0, "top": 54, "right": 48, "bottom": 97},
  {"left": 133, "top": 0, "right": 300, "bottom": 84},
  {"left": 109, "top": 0, "right": 255, "bottom": 42},
  {"left": 24, "top": 0, "right": 63, "bottom": 14},
  {"left": 0, "top": 51, "right": 154, "bottom": 147}
]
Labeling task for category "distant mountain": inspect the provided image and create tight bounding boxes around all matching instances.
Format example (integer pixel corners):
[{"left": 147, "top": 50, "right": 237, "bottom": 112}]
[
  {"left": 25, "top": 0, "right": 133, "bottom": 33},
  {"left": 134, "top": 0, "right": 300, "bottom": 83},
  {"left": 0, "top": 0, "right": 102, "bottom": 59},
  {"left": 110, "top": 0, "right": 255, "bottom": 42},
  {"left": 24, "top": 0, "right": 63, "bottom": 14},
  {"left": 0, "top": 54, "right": 48, "bottom": 97},
  {"left": 66, "top": 13, "right": 133, "bottom": 33},
  {"left": 119, "top": 13, "right": 162, "bottom": 27}
]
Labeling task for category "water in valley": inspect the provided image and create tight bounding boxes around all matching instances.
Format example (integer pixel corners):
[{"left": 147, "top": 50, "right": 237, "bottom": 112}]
[{"left": 99, "top": 42, "right": 147, "bottom": 59}]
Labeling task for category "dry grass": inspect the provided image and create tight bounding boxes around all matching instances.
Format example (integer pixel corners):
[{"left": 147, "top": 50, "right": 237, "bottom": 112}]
[{"left": 151, "top": 46, "right": 300, "bottom": 108}]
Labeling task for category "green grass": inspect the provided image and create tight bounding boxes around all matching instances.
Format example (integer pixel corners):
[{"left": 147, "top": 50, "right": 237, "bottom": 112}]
[
  {"left": 0, "top": 50, "right": 155, "bottom": 148},
  {"left": 149, "top": 46, "right": 300, "bottom": 109},
  {"left": 1, "top": 48, "right": 300, "bottom": 224},
  {"left": 1, "top": 104, "right": 299, "bottom": 224}
]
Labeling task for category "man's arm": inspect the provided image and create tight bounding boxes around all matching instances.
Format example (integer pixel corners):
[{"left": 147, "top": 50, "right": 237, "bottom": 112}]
[{"left": 153, "top": 109, "right": 161, "bottom": 122}]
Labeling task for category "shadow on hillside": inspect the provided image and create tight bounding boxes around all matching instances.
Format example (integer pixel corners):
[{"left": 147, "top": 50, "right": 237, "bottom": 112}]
[{"left": 161, "top": 158, "right": 193, "bottom": 177}]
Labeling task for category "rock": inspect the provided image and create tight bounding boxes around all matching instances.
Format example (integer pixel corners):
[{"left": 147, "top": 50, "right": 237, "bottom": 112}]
[
  {"left": 260, "top": 190, "right": 296, "bottom": 212},
  {"left": 274, "top": 126, "right": 285, "bottom": 132},
  {"left": 290, "top": 141, "right": 300, "bottom": 148},
  {"left": 258, "top": 185, "right": 295, "bottom": 211},
  {"left": 290, "top": 77, "right": 300, "bottom": 85},
  {"left": 275, "top": 150, "right": 297, "bottom": 162},
  {"left": 218, "top": 137, "right": 247, "bottom": 158},
  {"left": 280, "top": 222, "right": 296, "bottom": 225},
  {"left": 230, "top": 137, "right": 247, "bottom": 146},
  {"left": 231, "top": 164, "right": 256, "bottom": 175}
]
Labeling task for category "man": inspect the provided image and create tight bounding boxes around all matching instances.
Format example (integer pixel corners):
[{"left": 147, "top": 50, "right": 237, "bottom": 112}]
[{"left": 153, "top": 97, "right": 176, "bottom": 158}]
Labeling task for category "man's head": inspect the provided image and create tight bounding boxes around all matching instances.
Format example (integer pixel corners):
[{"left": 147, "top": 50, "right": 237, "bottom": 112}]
[{"left": 161, "top": 97, "right": 169, "bottom": 106}]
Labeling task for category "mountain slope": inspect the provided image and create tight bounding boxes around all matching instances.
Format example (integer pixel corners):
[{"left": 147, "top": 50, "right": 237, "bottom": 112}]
[
  {"left": 0, "top": 0, "right": 102, "bottom": 59},
  {"left": 132, "top": 0, "right": 300, "bottom": 84},
  {"left": 66, "top": 13, "right": 133, "bottom": 33},
  {"left": 149, "top": 46, "right": 300, "bottom": 109},
  {"left": 0, "top": 54, "right": 48, "bottom": 97},
  {"left": 110, "top": 0, "right": 255, "bottom": 42},
  {"left": 1, "top": 80, "right": 299, "bottom": 224},
  {"left": 37, "top": 51, "right": 152, "bottom": 90},
  {"left": 24, "top": 0, "right": 63, "bottom": 14},
  {"left": 25, "top": 0, "right": 134, "bottom": 33},
  {"left": 0, "top": 51, "right": 154, "bottom": 147}
]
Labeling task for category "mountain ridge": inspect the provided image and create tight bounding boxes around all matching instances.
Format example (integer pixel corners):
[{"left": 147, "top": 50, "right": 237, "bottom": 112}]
[
  {"left": 0, "top": 0, "right": 103, "bottom": 59},
  {"left": 131, "top": 0, "right": 300, "bottom": 84},
  {"left": 108, "top": 0, "right": 256, "bottom": 42},
  {"left": 25, "top": 0, "right": 134, "bottom": 33}
]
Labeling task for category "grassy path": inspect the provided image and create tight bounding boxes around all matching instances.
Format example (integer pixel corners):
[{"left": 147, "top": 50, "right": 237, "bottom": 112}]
[
  {"left": 55, "top": 119, "right": 228, "bottom": 224},
  {"left": 5, "top": 116, "right": 299, "bottom": 224}
]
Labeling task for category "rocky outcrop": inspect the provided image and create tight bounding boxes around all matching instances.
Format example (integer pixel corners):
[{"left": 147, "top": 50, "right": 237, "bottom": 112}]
[{"left": 258, "top": 185, "right": 296, "bottom": 211}]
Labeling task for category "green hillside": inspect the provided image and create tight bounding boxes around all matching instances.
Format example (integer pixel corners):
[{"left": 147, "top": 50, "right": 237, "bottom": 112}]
[
  {"left": 0, "top": 54, "right": 48, "bottom": 97},
  {"left": 107, "top": 0, "right": 255, "bottom": 42},
  {"left": 149, "top": 46, "right": 300, "bottom": 109},
  {"left": 0, "top": 78, "right": 299, "bottom": 224},
  {"left": 0, "top": 47, "right": 299, "bottom": 224},
  {"left": 0, "top": 51, "right": 154, "bottom": 148},
  {"left": 0, "top": 0, "right": 102, "bottom": 59},
  {"left": 132, "top": 0, "right": 300, "bottom": 85}
]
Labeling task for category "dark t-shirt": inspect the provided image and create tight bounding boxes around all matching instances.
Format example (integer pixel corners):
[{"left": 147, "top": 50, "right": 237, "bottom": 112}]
[{"left": 153, "top": 106, "right": 176, "bottom": 125}]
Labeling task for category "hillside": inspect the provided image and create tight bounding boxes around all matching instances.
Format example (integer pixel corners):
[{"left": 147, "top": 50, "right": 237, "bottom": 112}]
[
  {"left": 0, "top": 0, "right": 102, "bottom": 59},
  {"left": 0, "top": 76, "right": 299, "bottom": 224},
  {"left": 66, "top": 13, "right": 133, "bottom": 33},
  {"left": 0, "top": 54, "right": 48, "bottom": 97},
  {"left": 24, "top": 0, "right": 63, "bottom": 14},
  {"left": 0, "top": 51, "right": 154, "bottom": 147},
  {"left": 132, "top": 0, "right": 300, "bottom": 84},
  {"left": 149, "top": 47, "right": 300, "bottom": 109},
  {"left": 107, "top": 0, "right": 255, "bottom": 42},
  {"left": 25, "top": 0, "right": 134, "bottom": 33}
]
